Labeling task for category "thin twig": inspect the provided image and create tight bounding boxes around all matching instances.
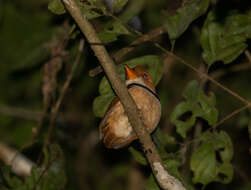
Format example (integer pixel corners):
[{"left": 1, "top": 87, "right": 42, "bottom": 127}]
[
  {"left": 62, "top": 1, "right": 186, "bottom": 189},
  {"left": 113, "top": 27, "right": 165, "bottom": 62},
  {"left": 46, "top": 39, "right": 85, "bottom": 145},
  {"left": 192, "top": 64, "right": 207, "bottom": 150},
  {"left": 212, "top": 104, "right": 251, "bottom": 129},
  {"left": 177, "top": 103, "right": 251, "bottom": 154},
  {"left": 210, "top": 62, "right": 251, "bottom": 79},
  {"left": 155, "top": 44, "right": 251, "bottom": 105},
  {"left": 88, "top": 27, "right": 165, "bottom": 77},
  {"left": 0, "top": 105, "right": 42, "bottom": 121}
]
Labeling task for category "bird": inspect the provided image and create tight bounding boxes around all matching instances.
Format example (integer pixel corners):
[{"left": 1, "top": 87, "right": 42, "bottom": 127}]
[{"left": 99, "top": 65, "right": 161, "bottom": 149}]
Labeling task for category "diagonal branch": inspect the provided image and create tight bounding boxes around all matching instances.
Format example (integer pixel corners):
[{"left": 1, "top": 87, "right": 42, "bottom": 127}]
[
  {"left": 62, "top": 0, "right": 186, "bottom": 189},
  {"left": 212, "top": 104, "right": 251, "bottom": 129}
]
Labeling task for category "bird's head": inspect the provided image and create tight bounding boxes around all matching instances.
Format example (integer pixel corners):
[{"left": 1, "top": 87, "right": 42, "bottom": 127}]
[{"left": 124, "top": 65, "right": 155, "bottom": 92}]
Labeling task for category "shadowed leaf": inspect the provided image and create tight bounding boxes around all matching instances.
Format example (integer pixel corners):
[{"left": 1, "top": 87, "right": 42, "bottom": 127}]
[
  {"left": 112, "top": 0, "right": 128, "bottom": 12},
  {"left": 190, "top": 131, "right": 233, "bottom": 185},
  {"left": 164, "top": 0, "right": 210, "bottom": 40},
  {"left": 171, "top": 80, "right": 218, "bottom": 138},
  {"left": 201, "top": 10, "right": 251, "bottom": 65},
  {"left": 48, "top": 0, "right": 66, "bottom": 15}
]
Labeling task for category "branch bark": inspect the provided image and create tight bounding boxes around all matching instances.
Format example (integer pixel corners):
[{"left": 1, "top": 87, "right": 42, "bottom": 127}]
[
  {"left": 62, "top": 0, "right": 186, "bottom": 189},
  {"left": 0, "top": 142, "right": 35, "bottom": 177}
]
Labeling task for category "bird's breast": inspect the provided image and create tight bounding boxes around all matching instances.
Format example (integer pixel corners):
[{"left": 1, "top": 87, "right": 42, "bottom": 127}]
[
  {"left": 100, "top": 85, "right": 161, "bottom": 148},
  {"left": 129, "top": 86, "right": 161, "bottom": 132}
]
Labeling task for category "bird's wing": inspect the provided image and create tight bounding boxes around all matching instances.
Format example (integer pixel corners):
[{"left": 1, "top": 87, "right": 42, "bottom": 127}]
[
  {"left": 104, "top": 132, "right": 137, "bottom": 149},
  {"left": 99, "top": 96, "right": 120, "bottom": 139},
  {"left": 99, "top": 94, "right": 138, "bottom": 149}
]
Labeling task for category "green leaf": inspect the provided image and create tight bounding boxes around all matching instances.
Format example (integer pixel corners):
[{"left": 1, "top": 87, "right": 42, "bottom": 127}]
[
  {"left": 198, "top": 91, "right": 218, "bottom": 125},
  {"left": 48, "top": 0, "right": 66, "bottom": 15},
  {"left": 112, "top": 0, "right": 128, "bottom": 12},
  {"left": 98, "top": 21, "right": 131, "bottom": 43},
  {"left": 171, "top": 80, "right": 218, "bottom": 138},
  {"left": 201, "top": 11, "right": 251, "bottom": 65},
  {"left": 213, "top": 131, "right": 233, "bottom": 162},
  {"left": 92, "top": 0, "right": 144, "bottom": 43},
  {"left": 98, "top": 32, "right": 119, "bottom": 43},
  {"left": 170, "top": 101, "right": 200, "bottom": 138},
  {"left": 190, "top": 142, "right": 216, "bottom": 185},
  {"left": 95, "top": 0, "right": 144, "bottom": 43},
  {"left": 129, "top": 147, "right": 147, "bottom": 165},
  {"left": 216, "top": 162, "right": 234, "bottom": 184},
  {"left": 99, "top": 77, "right": 113, "bottom": 94},
  {"left": 164, "top": 0, "right": 210, "bottom": 40},
  {"left": 183, "top": 80, "right": 200, "bottom": 102},
  {"left": 190, "top": 131, "right": 234, "bottom": 185},
  {"left": 93, "top": 55, "right": 163, "bottom": 118},
  {"left": 93, "top": 93, "right": 115, "bottom": 118},
  {"left": 117, "top": 0, "right": 145, "bottom": 23},
  {"left": 81, "top": 5, "right": 102, "bottom": 19},
  {"left": 78, "top": 1, "right": 102, "bottom": 19}
]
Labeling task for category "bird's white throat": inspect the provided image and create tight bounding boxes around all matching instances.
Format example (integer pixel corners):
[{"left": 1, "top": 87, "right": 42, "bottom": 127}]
[{"left": 126, "top": 77, "right": 145, "bottom": 86}]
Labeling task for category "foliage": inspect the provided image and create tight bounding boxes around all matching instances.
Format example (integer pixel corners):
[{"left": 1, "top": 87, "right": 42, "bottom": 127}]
[
  {"left": 170, "top": 80, "right": 218, "bottom": 138},
  {"left": 190, "top": 131, "right": 233, "bottom": 186},
  {"left": 48, "top": 0, "right": 66, "bottom": 15},
  {"left": 1, "top": 0, "right": 251, "bottom": 190},
  {"left": 164, "top": 0, "right": 210, "bottom": 40},
  {"left": 201, "top": 10, "right": 251, "bottom": 65}
]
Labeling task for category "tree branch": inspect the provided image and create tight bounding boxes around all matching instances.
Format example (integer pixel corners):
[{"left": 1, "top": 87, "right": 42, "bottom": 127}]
[
  {"left": 0, "top": 142, "right": 35, "bottom": 177},
  {"left": 46, "top": 39, "right": 85, "bottom": 145},
  {"left": 62, "top": 0, "right": 186, "bottom": 189}
]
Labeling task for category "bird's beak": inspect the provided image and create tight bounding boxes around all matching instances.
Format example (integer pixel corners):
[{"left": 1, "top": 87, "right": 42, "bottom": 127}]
[{"left": 124, "top": 65, "right": 138, "bottom": 80}]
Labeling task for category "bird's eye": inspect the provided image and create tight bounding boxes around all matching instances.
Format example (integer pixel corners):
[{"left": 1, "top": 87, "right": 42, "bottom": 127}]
[{"left": 143, "top": 73, "right": 148, "bottom": 79}]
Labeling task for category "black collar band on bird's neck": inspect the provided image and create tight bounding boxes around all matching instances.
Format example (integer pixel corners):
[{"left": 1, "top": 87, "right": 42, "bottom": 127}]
[{"left": 127, "top": 83, "right": 160, "bottom": 102}]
